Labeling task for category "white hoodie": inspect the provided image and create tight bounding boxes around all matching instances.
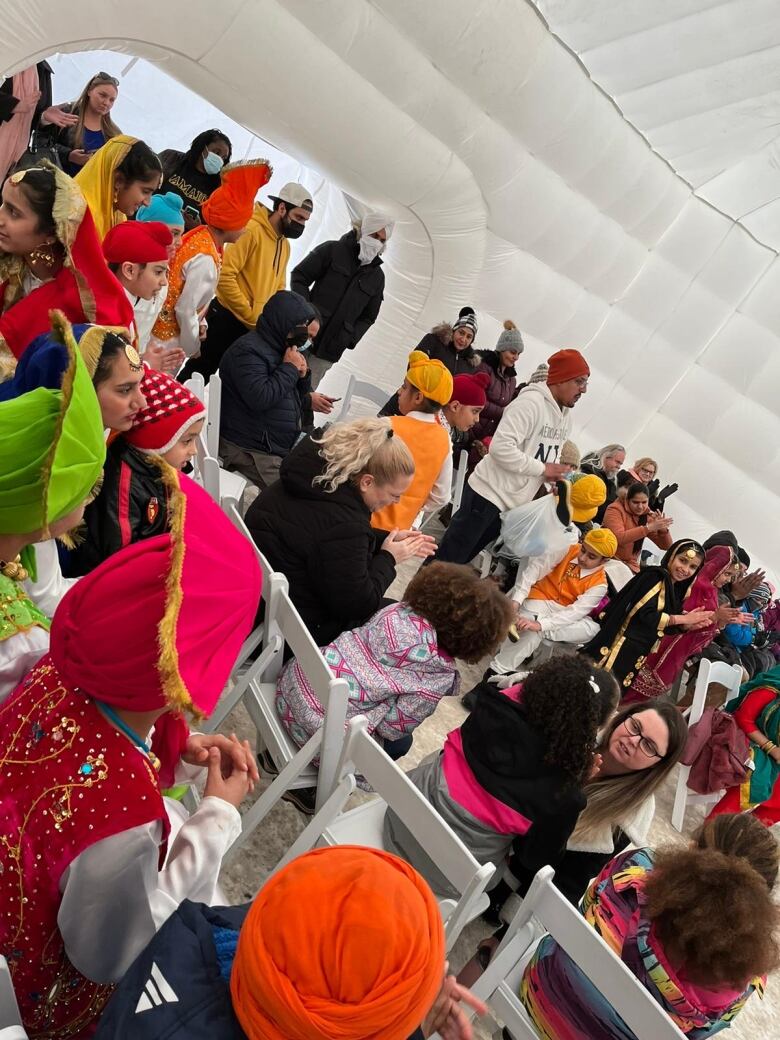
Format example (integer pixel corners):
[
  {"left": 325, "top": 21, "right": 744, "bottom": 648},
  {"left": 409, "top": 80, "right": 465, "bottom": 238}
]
[{"left": 469, "top": 382, "right": 573, "bottom": 511}]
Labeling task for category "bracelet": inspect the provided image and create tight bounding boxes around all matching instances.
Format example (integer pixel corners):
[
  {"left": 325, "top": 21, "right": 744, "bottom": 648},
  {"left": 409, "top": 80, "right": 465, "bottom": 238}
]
[{"left": 762, "top": 740, "right": 776, "bottom": 753}]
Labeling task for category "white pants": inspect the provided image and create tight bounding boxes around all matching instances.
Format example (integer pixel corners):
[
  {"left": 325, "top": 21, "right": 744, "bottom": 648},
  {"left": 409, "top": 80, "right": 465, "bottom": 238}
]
[{"left": 492, "top": 601, "right": 600, "bottom": 674}]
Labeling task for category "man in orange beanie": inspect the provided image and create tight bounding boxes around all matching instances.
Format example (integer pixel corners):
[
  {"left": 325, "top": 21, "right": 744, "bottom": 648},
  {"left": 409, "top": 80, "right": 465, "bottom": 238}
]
[
  {"left": 152, "top": 159, "right": 272, "bottom": 363},
  {"left": 93, "top": 845, "right": 486, "bottom": 1040},
  {"left": 433, "top": 347, "right": 590, "bottom": 565}
]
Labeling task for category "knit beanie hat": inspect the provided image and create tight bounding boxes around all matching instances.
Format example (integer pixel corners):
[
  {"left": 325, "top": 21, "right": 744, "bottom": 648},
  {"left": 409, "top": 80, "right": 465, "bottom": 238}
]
[
  {"left": 496, "top": 319, "right": 524, "bottom": 354},
  {"left": 528, "top": 362, "right": 549, "bottom": 384},
  {"left": 451, "top": 371, "right": 489, "bottom": 407},
  {"left": 560, "top": 440, "right": 580, "bottom": 468},
  {"left": 583, "top": 528, "right": 618, "bottom": 560},
  {"left": 570, "top": 474, "right": 606, "bottom": 522},
  {"left": 124, "top": 367, "right": 205, "bottom": 455},
  {"left": 137, "top": 192, "right": 185, "bottom": 229},
  {"left": 405, "top": 350, "right": 453, "bottom": 405},
  {"left": 547, "top": 349, "right": 590, "bottom": 386},
  {"left": 103, "top": 221, "right": 172, "bottom": 264},
  {"left": 453, "top": 306, "right": 477, "bottom": 339}
]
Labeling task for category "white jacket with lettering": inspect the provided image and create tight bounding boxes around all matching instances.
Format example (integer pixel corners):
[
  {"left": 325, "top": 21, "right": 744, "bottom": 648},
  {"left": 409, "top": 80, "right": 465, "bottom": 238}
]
[{"left": 468, "top": 382, "right": 572, "bottom": 512}]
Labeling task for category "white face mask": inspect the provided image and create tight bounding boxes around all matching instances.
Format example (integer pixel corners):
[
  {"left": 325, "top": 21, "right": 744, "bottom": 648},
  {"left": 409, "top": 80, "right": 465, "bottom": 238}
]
[
  {"left": 203, "top": 150, "right": 224, "bottom": 175},
  {"left": 358, "top": 233, "right": 385, "bottom": 265}
]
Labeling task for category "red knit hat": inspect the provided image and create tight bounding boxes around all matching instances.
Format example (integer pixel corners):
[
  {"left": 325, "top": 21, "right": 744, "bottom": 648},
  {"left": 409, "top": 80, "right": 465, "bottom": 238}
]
[
  {"left": 124, "top": 367, "right": 205, "bottom": 454},
  {"left": 546, "top": 349, "right": 590, "bottom": 385},
  {"left": 451, "top": 371, "right": 490, "bottom": 407},
  {"left": 102, "top": 220, "right": 173, "bottom": 264}
]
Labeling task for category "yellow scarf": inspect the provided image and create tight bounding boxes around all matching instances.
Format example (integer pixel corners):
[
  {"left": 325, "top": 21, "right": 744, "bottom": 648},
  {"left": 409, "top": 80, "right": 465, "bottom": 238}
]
[{"left": 74, "top": 134, "right": 135, "bottom": 240}]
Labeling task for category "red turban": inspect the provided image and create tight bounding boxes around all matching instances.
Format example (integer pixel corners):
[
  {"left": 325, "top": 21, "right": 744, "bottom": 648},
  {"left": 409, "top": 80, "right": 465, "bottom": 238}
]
[
  {"left": 546, "top": 348, "right": 590, "bottom": 385},
  {"left": 102, "top": 221, "right": 172, "bottom": 264},
  {"left": 231, "top": 846, "right": 445, "bottom": 1040},
  {"left": 201, "top": 160, "right": 273, "bottom": 231}
]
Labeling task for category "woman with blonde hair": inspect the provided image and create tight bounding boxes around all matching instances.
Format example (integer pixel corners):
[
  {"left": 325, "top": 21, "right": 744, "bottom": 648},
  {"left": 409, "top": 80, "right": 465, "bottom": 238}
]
[
  {"left": 246, "top": 418, "right": 435, "bottom": 644},
  {"left": 47, "top": 71, "right": 122, "bottom": 175}
]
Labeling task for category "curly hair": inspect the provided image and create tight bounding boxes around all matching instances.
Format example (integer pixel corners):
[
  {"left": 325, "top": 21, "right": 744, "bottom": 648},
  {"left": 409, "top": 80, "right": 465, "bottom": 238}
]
[
  {"left": 645, "top": 839, "right": 780, "bottom": 988},
  {"left": 521, "top": 658, "right": 620, "bottom": 786},
  {"left": 694, "top": 813, "right": 779, "bottom": 890},
  {"left": 312, "top": 419, "right": 414, "bottom": 493},
  {"left": 403, "top": 563, "right": 514, "bottom": 663}
]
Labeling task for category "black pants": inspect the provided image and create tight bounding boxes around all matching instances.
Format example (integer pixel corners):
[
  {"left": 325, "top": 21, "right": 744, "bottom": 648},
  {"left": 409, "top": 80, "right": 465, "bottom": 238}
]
[
  {"left": 432, "top": 482, "right": 501, "bottom": 565},
  {"left": 179, "top": 299, "right": 248, "bottom": 382}
]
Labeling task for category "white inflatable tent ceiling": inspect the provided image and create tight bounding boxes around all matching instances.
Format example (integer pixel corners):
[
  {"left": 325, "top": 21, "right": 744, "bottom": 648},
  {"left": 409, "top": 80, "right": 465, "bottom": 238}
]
[{"left": 3, "top": 0, "right": 778, "bottom": 579}]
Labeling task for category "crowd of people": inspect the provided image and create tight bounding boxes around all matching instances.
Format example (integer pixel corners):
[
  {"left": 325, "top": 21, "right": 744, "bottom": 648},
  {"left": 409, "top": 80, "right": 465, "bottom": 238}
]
[{"left": 1, "top": 64, "right": 779, "bottom": 1040}]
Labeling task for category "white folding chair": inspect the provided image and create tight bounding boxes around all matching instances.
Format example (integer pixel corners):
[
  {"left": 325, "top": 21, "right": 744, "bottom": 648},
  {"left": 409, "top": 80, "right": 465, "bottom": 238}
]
[
  {"left": 0, "top": 957, "right": 24, "bottom": 1034},
  {"left": 334, "top": 374, "right": 391, "bottom": 422},
  {"left": 205, "top": 371, "right": 222, "bottom": 459},
  {"left": 183, "top": 372, "right": 205, "bottom": 402},
  {"left": 419, "top": 448, "right": 469, "bottom": 532},
  {"left": 671, "top": 658, "right": 743, "bottom": 832},
  {"left": 261, "top": 716, "right": 495, "bottom": 950},
  {"left": 464, "top": 866, "right": 687, "bottom": 1040},
  {"left": 192, "top": 432, "right": 247, "bottom": 508}
]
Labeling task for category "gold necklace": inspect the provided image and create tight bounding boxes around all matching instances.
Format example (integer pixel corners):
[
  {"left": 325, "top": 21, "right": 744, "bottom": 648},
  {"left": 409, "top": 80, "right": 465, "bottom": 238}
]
[{"left": 0, "top": 556, "right": 29, "bottom": 581}]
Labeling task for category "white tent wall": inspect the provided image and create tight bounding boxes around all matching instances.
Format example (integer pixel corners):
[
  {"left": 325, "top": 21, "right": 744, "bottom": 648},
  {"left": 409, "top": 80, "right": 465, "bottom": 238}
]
[{"left": 2, "top": 0, "right": 777, "bottom": 576}]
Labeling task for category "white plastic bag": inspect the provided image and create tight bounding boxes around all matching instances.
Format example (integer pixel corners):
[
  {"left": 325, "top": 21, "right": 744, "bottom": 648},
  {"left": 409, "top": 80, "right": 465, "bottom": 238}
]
[{"left": 497, "top": 495, "right": 574, "bottom": 561}]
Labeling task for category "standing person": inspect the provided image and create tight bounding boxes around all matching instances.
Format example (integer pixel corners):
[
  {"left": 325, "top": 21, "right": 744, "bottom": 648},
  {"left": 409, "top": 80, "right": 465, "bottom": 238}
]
[
  {"left": 581, "top": 539, "right": 713, "bottom": 688},
  {"left": 150, "top": 159, "right": 272, "bottom": 363},
  {"left": 158, "top": 129, "right": 233, "bottom": 230},
  {"left": 182, "top": 181, "right": 313, "bottom": 382},
  {"left": 370, "top": 350, "right": 454, "bottom": 532},
  {"left": 432, "top": 348, "right": 590, "bottom": 566},
  {"left": 102, "top": 220, "right": 172, "bottom": 353},
  {"left": 136, "top": 191, "right": 185, "bottom": 250},
  {"left": 602, "top": 482, "right": 673, "bottom": 573},
  {"left": 218, "top": 290, "right": 334, "bottom": 490},
  {"left": 291, "top": 210, "right": 393, "bottom": 388},
  {"left": 709, "top": 666, "right": 780, "bottom": 826},
  {"left": 580, "top": 443, "right": 626, "bottom": 522},
  {"left": 420, "top": 306, "right": 481, "bottom": 375},
  {"left": 246, "top": 418, "right": 434, "bottom": 645},
  {"left": 75, "top": 135, "right": 162, "bottom": 239},
  {"left": 440, "top": 371, "right": 489, "bottom": 444},
  {"left": 47, "top": 71, "right": 121, "bottom": 176},
  {"left": 0, "top": 162, "right": 133, "bottom": 363},
  {"left": 0, "top": 474, "right": 261, "bottom": 1040},
  {"left": 467, "top": 320, "right": 523, "bottom": 471}
]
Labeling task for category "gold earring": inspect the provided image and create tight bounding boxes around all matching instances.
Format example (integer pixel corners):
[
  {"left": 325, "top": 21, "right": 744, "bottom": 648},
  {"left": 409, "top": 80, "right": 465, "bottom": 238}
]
[
  {"left": 28, "top": 241, "right": 58, "bottom": 268},
  {"left": 113, "top": 189, "right": 119, "bottom": 205}
]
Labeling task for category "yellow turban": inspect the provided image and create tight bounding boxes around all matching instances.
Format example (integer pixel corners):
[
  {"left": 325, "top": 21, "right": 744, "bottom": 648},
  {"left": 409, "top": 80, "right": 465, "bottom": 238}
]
[
  {"left": 570, "top": 474, "right": 607, "bottom": 522},
  {"left": 405, "top": 350, "right": 453, "bottom": 405},
  {"left": 231, "top": 846, "right": 445, "bottom": 1040},
  {"left": 583, "top": 527, "right": 618, "bottom": 559}
]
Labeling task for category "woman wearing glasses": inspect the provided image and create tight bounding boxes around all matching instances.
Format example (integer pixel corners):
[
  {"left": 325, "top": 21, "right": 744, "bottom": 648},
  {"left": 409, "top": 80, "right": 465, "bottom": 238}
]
[{"left": 45, "top": 71, "right": 121, "bottom": 176}]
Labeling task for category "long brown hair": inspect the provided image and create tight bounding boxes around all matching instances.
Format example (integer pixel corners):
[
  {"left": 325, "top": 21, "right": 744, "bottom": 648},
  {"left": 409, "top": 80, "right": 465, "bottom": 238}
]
[
  {"left": 71, "top": 72, "right": 122, "bottom": 151},
  {"left": 571, "top": 701, "right": 686, "bottom": 839}
]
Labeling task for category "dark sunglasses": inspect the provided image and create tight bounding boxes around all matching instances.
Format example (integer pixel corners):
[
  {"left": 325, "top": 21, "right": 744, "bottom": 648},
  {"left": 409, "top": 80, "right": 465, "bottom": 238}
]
[{"left": 92, "top": 72, "right": 120, "bottom": 87}]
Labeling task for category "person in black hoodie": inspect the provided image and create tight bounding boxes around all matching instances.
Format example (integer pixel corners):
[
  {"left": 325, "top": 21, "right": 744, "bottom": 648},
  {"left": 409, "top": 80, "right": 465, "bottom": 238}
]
[
  {"left": 383, "top": 657, "right": 619, "bottom": 899},
  {"left": 291, "top": 212, "right": 393, "bottom": 389},
  {"left": 219, "top": 290, "right": 338, "bottom": 490},
  {"left": 245, "top": 417, "right": 435, "bottom": 644}
]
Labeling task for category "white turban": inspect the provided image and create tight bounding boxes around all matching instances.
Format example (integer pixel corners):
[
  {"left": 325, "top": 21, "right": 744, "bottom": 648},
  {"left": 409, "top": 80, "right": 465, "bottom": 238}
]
[{"left": 358, "top": 211, "right": 394, "bottom": 264}]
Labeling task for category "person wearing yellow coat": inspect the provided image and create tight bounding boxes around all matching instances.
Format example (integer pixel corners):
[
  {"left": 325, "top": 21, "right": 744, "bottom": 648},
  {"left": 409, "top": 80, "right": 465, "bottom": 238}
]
[{"left": 75, "top": 134, "right": 162, "bottom": 238}]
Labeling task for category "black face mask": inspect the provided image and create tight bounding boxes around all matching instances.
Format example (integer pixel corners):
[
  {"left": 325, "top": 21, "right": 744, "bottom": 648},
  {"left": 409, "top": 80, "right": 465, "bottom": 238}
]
[
  {"left": 282, "top": 214, "right": 306, "bottom": 239},
  {"left": 286, "top": 326, "right": 310, "bottom": 348}
]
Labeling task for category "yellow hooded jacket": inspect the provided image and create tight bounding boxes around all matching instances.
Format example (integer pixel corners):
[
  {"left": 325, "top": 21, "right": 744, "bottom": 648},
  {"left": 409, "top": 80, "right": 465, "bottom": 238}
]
[{"left": 215, "top": 203, "right": 290, "bottom": 327}]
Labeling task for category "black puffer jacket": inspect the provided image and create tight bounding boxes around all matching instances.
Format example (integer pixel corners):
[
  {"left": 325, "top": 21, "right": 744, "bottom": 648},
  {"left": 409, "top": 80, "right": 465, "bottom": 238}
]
[
  {"left": 417, "top": 327, "right": 481, "bottom": 376},
  {"left": 219, "top": 290, "right": 317, "bottom": 457},
  {"left": 290, "top": 229, "right": 385, "bottom": 363},
  {"left": 245, "top": 434, "right": 396, "bottom": 644}
]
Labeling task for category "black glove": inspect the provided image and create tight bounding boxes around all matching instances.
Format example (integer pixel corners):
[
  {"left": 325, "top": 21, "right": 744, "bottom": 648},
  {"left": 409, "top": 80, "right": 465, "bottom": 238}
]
[{"left": 652, "top": 482, "right": 678, "bottom": 512}]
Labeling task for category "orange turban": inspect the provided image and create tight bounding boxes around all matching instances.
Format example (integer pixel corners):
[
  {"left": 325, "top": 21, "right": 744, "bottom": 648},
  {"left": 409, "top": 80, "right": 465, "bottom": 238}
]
[
  {"left": 231, "top": 846, "right": 445, "bottom": 1040},
  {"left": 201, "top": 158, "right": 273, "bottom": 231}
]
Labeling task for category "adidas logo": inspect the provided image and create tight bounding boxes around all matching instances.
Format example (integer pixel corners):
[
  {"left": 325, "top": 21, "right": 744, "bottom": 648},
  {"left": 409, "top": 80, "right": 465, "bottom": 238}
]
[{"left": 134, "top": 963, "right": 179, "bottom": 1013}]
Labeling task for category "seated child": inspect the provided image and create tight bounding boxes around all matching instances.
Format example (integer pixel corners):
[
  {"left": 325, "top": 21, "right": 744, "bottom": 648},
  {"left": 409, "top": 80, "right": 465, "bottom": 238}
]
[
  {"left": 150, "top": 159, "right": 272, "bottom": 362},
  {"left": 383, "top": 657, "right": 619, "bottom": 899},
  {"left": 137, "top": 190, "right": 186, "bottom": 250},
  {"left": 371, "top": 350, "right": 454, "bottom": 531},
  {"left": 491, "top": 527, "right": 618, "bottom": 677},
  {"left": 94, "top": 846, "right": 484, "bottom": 1040},
  {"left": 274, "top": 562, "right": 514, "bottom": 812},
  {"left": 65, "top": 367, "right": 205, "bottom": 575},
  {"left": 102, "top": 220, "right": 173, "bottom": 356}
]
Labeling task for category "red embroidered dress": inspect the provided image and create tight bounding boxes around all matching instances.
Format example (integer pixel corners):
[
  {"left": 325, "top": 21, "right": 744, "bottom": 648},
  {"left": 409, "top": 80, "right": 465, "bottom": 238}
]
[{"left": 0, "top": 658, "right": 168, "bottom": 1038}]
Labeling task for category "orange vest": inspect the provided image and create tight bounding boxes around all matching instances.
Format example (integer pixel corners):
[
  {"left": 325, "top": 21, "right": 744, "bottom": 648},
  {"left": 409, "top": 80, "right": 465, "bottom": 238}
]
[
  {"left": 151, "top": 226, "right": 221, "bottom": 342},
  {"left": 371, "top": 414, "right": 451, "bottom": 531},
  {"left": 527, "top": 544, "right": 606, "bottom": 605}
]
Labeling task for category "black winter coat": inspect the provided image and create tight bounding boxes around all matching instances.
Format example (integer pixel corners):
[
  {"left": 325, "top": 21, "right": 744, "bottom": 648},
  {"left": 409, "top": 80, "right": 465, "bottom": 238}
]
[
  {"left": 290, "top": 229, "right": 385, "bottom": 363},
  {"left": 245, "top": 433, "right": 396, "bottom": 645},
  {"left": 219, "top": 290, "right": 317, "bottom": 457},
  {"left": 417, "top": 329, "right": 481, "bottom": 376}
]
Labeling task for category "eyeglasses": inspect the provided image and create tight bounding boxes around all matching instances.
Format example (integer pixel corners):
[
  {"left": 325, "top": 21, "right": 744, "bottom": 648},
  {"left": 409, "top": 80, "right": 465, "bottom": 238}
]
[
  {"left": 573, "top": 377, "right": 589, "bottom": 388},
  {"left": 624, "top": 715, "right": 663, "bottom": 759},
  {"left": 93, "top": 72, "right": 120, "bottom": 87}
]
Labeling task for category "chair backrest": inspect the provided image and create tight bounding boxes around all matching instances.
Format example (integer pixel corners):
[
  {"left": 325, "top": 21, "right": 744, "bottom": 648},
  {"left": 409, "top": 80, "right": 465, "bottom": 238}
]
[
  {"left": 339, "top": 717, "right": 494, "bottom": 894},
  {"left": 688, "top": 658, "right": 743, "bottom": 726},
  {"left": 451, "top": 448, "right": 468, "bottom": 514},
  {"left": 206, "top": 371, "right": 222, "bottom": 458},
  {"left": 334, "top": 374, "right": 390, "bottom": 422},
  {"left": 193, "top": 435, "right": 222, "bottom": 503},
  {"left": 183, "top": 372, "right": 206, "bottom": 402},
  {"left": 474, "top": 867, "right": 687, "bottom": 1040}
]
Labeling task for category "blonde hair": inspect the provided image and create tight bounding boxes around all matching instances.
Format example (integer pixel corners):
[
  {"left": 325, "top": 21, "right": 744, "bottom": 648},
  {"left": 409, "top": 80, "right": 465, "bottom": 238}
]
[
  {"left": 313, "top": 418, "right": 415, "bottom": 493},
  {"left": 632, "top": 456, "right": 658, "bottom": 477},
  {"left": 72, "top": 73, "right": 122, "bottom": 151}
]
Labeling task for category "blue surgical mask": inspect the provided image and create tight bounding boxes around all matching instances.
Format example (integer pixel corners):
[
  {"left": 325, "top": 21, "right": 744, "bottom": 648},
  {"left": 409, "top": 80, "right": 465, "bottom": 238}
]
[
  {"left": 299, "top": 338, "right": 312, "bottom": 354},
  {"left": 203, "top": 150, "right": 224, "bottom": 175}
]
